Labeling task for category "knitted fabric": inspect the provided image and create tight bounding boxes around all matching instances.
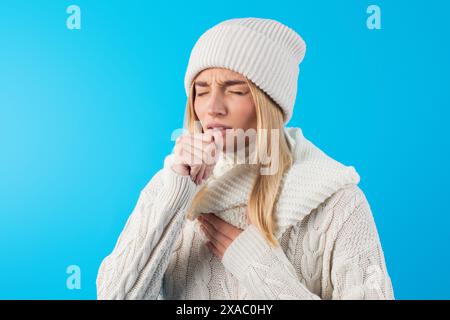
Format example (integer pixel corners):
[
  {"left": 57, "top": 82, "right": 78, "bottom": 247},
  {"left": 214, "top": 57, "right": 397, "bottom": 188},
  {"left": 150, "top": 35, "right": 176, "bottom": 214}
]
[{"left": 96, "top": 127, "right": 394, "bottom": 300}]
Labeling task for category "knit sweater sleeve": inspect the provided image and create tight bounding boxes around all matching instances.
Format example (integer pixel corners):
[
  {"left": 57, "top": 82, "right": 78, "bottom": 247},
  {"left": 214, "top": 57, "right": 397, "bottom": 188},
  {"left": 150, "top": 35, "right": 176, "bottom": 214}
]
[
  {"left": 221, "top": 186, "right": 395, "bottom": 300},
  {"left": 96, "top": 160, "right": 197, "bottom": 300}
]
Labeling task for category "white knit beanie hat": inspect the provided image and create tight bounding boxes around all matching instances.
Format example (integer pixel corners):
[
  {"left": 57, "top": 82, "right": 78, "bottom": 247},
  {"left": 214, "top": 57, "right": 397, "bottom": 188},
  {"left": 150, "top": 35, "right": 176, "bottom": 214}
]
[{"left": 184, "top": 17, "right": 306, "bottom": 124}]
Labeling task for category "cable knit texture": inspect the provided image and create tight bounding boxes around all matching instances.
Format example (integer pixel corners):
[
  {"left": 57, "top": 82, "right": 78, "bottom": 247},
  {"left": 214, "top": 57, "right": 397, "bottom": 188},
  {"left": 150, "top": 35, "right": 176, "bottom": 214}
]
[{"left": 96, "top": 127, "right": 395, "bottom": 300}]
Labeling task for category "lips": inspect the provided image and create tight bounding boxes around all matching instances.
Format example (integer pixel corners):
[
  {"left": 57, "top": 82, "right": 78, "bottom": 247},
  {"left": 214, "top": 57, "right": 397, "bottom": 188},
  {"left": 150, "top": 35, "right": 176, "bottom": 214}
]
[
  {"left": 206, "top": 123, "right": 232, "bottom": 130},
  {"left": 210, "top": 126, "right": 229, "bottom": 131}
]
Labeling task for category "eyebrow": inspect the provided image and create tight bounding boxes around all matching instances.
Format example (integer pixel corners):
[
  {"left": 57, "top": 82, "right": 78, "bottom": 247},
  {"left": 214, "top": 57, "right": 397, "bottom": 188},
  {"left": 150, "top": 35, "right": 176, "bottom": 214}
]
[{"left": 194, "top": 79, "right": 247, "bottom": 88}]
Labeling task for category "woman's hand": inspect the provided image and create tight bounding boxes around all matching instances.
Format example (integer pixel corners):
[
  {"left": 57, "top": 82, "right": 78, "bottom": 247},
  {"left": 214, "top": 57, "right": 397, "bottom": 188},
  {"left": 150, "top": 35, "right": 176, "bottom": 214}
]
[
  {"left": 197, "top": 213, "right": 244, "bottom": 260},
  {"left": 171, "top": 130, "right": 221, "bottom": 185}
]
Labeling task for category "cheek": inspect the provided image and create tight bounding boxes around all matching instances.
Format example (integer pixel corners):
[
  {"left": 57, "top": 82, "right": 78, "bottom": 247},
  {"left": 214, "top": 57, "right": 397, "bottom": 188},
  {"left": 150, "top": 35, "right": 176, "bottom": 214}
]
[
  {"left": 194, "top": 102, "right": 206, "bottom": 120},
  {"left": 229, "top": 99, "right": 256, "bottom": 127}
]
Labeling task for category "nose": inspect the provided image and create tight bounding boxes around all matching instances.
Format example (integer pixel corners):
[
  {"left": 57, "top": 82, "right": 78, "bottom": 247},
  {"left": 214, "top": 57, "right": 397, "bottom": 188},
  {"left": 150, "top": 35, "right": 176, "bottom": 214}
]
[{"left": 206, "top": 89, "right": 227, "bottom": 117}]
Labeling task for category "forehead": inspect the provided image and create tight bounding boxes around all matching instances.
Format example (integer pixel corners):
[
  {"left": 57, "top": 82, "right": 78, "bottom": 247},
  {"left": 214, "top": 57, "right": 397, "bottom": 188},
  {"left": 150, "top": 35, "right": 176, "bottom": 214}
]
[{"left": 195, "top": 68, "right": 247, "bottom": 83}]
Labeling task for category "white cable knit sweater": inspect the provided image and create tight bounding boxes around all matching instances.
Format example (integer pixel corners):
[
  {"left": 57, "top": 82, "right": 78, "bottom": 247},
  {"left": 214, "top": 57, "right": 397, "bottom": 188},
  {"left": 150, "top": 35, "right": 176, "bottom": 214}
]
[{"left": 96, "top": 127, "right": 395, "bottom": 300}]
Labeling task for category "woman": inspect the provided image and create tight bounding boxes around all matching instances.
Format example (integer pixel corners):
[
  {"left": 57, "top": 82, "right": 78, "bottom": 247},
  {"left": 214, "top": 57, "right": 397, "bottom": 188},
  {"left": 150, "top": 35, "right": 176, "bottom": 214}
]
[{"left": 96, "top": 17, "right": 395, "bottom": 300}]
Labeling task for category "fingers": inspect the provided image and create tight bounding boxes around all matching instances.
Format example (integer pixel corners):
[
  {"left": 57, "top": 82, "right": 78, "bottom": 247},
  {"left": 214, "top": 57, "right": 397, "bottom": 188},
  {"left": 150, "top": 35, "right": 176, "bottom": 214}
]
[
  {"left": 189, "top": 164, "right": 201, "bottom": 182},
  {"left": 201, "top": 213, "right": 242, "bottom": 239},
  {"left": 176, "top": 142, "right": 211, "bottom": 168},
  {"left": 206, "top": 129, "right": 225, "bottom": 154},
  {"left": 203, "top": 164, "right": 214, "bottom": 180},
  {"left": 199, "top": 216, "right": 233, "bottom": 249},
  {"left": 182, "top": 132, "right": 215, "bottom": 148},
  {"left": 177, "top": 135, "right": 218, "bottom": 166},
  {"left": 197, "top": 214, "right": 243, "bottom": 260},
  {"left": 195, "top": 164, "right": 207, "bottom": 184},
  {"left": 195, "top": 164, "right": 214, "bottom": 184},
  {"left": 199, "top": 221, "right": 228, "bottom": 253},
  {"left": 205, "top": 241, "right": 222, "bottom": 259},
  {"left": 175, "top": 143, "right": 201, "bottom": 165},
  {"left": 172, "top": 132, "right": 221, "bottom": 184},
  {"left": 180, "top": 142, "right": 208, "bottom": 165}
]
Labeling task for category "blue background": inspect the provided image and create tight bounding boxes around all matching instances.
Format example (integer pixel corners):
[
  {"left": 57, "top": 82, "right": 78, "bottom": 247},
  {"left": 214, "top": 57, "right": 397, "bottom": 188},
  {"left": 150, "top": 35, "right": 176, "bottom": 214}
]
[{"left": 0, "top": 0, "right": 449, "bottom": 299}]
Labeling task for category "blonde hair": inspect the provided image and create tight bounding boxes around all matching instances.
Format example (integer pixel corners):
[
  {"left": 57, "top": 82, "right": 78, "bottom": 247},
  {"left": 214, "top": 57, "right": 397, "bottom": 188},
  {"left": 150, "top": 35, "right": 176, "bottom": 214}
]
[{"left": 184, "top": 74, "right": 293, "bottom": 247}]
